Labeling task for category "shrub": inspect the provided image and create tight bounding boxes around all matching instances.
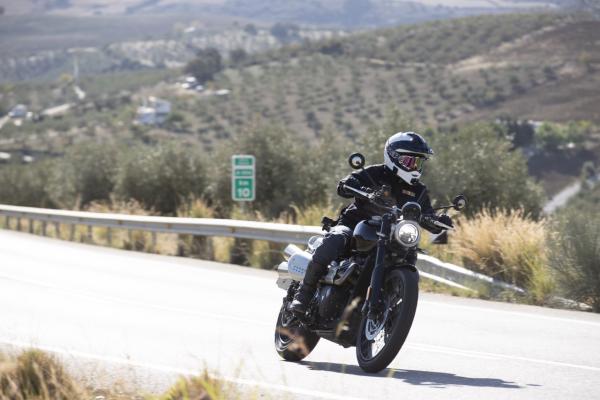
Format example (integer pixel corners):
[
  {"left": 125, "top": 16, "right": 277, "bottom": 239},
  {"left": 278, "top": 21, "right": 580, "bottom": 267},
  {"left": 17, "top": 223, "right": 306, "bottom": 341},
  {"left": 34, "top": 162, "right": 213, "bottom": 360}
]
[
  {"left": 114, "top": 143, "right": 207, "bottom": 215},
  {"left": 184, "top": 48, "right": 223, "bottom": 83},
  {"left": 550, "top": 194, "right": 600, "bottom": 311},
  {"left": 0, "top": 161, "right": 55, "bottom": 208},
  {"left": 426, "top": 124, "right": 544, "bottom": 217},
  {"left": 47, "top": 142, "right": 118, "bottom": 208},
  {"left": 447, "top": 208, "right": 554, "bottom": 303},
  {"left": 207, "top": 124, "right": 341, "bottom": 218}
]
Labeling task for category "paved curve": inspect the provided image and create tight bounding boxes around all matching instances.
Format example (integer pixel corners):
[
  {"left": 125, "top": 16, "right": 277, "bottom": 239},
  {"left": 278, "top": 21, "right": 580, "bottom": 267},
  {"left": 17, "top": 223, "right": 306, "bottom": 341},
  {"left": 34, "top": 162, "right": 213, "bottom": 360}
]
[{"left": 1, "top": 229, "right": 599, "bottom": 399}]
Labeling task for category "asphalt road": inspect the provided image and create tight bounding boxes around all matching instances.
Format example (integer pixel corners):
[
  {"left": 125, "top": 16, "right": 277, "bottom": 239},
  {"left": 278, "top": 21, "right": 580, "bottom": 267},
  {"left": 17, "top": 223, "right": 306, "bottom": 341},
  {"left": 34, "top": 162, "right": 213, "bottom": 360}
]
[{"left": 1, "top": 229, "right": 600, "bottom": 399}]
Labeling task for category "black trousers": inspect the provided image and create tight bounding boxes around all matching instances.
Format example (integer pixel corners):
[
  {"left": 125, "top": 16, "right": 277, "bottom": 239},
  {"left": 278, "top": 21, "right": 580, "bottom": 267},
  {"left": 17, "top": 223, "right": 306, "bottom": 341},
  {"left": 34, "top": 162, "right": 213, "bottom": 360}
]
[{"left": 312, "top": 225, "right": 353, "bottom": 268}]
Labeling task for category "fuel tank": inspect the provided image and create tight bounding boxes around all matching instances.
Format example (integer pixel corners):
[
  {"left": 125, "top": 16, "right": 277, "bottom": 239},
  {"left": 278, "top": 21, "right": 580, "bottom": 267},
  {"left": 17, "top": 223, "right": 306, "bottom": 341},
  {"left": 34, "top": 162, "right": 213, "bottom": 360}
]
[{"left": 353, "top": 220, "right": 379, "bottom": 252}]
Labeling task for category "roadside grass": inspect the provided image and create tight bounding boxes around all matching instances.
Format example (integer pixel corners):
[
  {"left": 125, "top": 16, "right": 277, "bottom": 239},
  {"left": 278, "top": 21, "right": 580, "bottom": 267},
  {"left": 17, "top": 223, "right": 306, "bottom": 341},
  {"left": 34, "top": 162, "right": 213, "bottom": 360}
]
[
  {"left": 0, "top": 350, "right": 245, "bottom": 400},
  {"left": 426, "top": 208, "right": 555, "bottom": 305},
  {"left": 0, "top": 350, "right": 85, "bottom": 400}
]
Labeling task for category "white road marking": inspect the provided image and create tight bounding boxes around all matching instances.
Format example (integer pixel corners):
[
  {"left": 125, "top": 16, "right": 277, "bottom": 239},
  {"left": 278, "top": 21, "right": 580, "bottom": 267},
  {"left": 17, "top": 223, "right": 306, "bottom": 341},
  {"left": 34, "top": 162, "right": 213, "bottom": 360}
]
[
  {"left": 0, "top": 339, "right": 367, "bottom": 400},
  {"left": 420, "top": 300, "right": 600, "bottom": 328},
  {"left": 409, "top": 343, "right": 600, "bottom": 372}
]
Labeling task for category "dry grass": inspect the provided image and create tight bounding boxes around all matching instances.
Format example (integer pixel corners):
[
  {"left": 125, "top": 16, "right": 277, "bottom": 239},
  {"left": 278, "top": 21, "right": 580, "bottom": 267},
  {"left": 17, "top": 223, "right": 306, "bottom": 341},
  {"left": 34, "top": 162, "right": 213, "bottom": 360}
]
[
  {"left": 0, "top": 350, "right": 84, "bottom": 400},
  {"left": 289, "top": 202, "right": 341, "bottom": 226},
  {"left": 151, "top": 372, "right": 233, "bottom": 400},
  {"left": 441, "top": 209, "right": 555, "bottom": 304},
  {"left": 0, "top": 350, "right": 243, "bottom": 400}
]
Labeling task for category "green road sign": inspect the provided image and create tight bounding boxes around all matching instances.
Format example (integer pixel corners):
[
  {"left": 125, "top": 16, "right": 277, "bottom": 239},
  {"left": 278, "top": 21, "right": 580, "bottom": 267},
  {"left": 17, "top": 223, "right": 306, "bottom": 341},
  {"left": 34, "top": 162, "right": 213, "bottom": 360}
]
[{"left": 232, "top": 155, "right": 255, "bottom": 201}]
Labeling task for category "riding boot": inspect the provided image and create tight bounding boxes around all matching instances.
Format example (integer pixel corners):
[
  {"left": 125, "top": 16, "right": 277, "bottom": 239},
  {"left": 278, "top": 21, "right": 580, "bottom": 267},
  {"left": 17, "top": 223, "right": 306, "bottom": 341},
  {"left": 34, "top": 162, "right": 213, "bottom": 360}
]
[{"left": 288, "top": 260, "right": 327, "bottom": 316}]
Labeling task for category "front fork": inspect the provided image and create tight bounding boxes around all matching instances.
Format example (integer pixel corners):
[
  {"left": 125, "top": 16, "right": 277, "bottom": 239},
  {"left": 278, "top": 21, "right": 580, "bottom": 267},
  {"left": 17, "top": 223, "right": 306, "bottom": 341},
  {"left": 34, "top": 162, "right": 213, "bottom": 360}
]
[{"left": 363, "top": 214, "right": 393, "bottom": 319}]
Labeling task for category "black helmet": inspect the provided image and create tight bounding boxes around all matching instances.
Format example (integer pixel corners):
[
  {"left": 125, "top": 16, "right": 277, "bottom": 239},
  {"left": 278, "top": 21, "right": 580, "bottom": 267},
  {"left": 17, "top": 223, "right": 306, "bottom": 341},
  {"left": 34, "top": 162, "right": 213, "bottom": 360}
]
[{"left": 384, "top": 132, "right": 433, "bottom": 185}]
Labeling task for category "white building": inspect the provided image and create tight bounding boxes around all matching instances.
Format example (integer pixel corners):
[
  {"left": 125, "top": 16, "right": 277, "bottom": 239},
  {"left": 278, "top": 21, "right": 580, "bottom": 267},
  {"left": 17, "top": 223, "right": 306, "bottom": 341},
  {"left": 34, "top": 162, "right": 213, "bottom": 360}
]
[{"left": 135, "top": 97, "right": 171, "bottom": 126}]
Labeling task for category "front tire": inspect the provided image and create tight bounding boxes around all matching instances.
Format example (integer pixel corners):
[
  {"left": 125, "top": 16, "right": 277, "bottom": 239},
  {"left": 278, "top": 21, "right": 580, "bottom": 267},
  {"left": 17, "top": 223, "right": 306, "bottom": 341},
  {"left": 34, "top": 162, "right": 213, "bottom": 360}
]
[
  {"left": 274, "top": 305, "right": 320, "bottom": 361},
  {"left": 356, "top": 268, "right": 419, "bottom": 373}
]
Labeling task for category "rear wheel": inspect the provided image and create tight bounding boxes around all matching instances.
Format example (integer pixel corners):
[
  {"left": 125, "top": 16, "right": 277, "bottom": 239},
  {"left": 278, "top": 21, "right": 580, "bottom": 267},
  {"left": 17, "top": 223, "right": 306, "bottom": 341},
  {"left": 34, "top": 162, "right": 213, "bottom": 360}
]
[
  {"left": 274, "top": 305, "right": 320, "bottom": 361},
  {"left": 356, "top": 268, "right": 419, "bottom": 373}
]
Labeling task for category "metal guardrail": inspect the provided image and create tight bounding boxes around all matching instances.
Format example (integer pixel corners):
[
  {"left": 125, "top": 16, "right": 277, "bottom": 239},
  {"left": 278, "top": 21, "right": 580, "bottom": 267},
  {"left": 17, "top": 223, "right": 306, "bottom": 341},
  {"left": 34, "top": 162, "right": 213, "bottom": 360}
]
[
  {"left": 0, "top": 204, "right": 321, "bottom": 245},
  {"left": 0, "top": 204, "right": 514, "bottom": 295}
]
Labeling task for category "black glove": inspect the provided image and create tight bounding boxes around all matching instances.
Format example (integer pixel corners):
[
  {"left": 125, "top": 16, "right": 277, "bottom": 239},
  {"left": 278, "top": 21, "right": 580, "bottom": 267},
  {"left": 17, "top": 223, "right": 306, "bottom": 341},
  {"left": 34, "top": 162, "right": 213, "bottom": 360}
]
[{"left": 436, "top": 215, "right": 454, "bottom": 229}]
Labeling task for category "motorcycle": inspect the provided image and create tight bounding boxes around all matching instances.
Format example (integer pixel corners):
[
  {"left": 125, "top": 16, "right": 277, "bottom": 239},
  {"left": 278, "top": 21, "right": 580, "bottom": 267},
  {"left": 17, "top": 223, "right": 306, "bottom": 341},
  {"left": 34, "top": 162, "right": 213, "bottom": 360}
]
[{"left": 274, "top": 152, "right": 466, "bottom": 373}]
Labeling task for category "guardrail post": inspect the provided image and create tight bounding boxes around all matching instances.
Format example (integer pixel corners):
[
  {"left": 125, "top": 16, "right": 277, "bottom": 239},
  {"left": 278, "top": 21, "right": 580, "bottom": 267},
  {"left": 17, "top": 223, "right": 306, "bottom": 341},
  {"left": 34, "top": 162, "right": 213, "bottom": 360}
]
[
  {"left": 128, "top": 229, "right": 133, "bottom": 246},
  {"left": 69, "top": 224, "right": 75, "bottom": 241},
  {"left": 87, "top": 225, "right": 93, "bottom": 243},
  {"left": 107, "top": 228, "right": 112, "bottom": 247},
  {"left": 151, "top": 232, "right": 157, "bottom": 253},
  {"left": 54, "top": 222, "right": 60, "bottom": 238},
  {"left": 16, "top": 217, "right": 21, "bottom": 231},
  {"left": 28, "top": 219, "right": 34, "bottom": 234},
  {"left": 42, "top": 221, "right": 47, "bottom": 236},
  {"left": 5, "top": 216, "right": 9, "bottom": 229}
]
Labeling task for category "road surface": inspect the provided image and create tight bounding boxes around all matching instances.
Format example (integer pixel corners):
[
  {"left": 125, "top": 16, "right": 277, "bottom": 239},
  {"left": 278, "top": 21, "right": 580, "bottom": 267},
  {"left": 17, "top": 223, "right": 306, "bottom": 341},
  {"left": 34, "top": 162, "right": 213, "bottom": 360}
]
[{"left": 1, "top": 229, "right": 599, "bottom": 399}]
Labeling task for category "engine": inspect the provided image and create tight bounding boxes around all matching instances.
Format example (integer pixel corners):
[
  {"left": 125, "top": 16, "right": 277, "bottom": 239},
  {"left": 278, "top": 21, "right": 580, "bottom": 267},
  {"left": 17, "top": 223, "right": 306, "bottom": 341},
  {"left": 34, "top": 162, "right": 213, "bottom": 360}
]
[{"left": 316, "top": 285, "right": 350, "bottom": 322}]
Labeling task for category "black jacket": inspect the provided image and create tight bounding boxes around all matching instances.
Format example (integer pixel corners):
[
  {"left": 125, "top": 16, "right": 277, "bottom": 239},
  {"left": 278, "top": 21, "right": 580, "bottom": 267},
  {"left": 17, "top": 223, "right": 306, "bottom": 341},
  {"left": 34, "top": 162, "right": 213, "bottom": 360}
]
[{"left": 336, "top": 164, "right": 442, "bottom": 233}]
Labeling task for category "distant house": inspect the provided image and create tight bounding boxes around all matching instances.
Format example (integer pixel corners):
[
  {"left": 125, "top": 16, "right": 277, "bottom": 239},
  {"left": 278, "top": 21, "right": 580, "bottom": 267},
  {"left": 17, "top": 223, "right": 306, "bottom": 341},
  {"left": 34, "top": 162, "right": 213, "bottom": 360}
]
[
  {"left": 8, "top": 104, "right": 27, "bottom": 119},
  {"left": 135, "top": 97, "right": 171, "bottom": 126},
  {"left": 0, "top": 152, "right": 10, "bottom": 164}
]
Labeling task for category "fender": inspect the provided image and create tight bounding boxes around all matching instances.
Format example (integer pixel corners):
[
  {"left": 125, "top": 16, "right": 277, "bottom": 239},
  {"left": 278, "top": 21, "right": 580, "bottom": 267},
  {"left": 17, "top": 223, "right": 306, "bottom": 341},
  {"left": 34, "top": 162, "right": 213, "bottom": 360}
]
[{"left": 390, "top": 263, "right": 418, "bottom": 274}]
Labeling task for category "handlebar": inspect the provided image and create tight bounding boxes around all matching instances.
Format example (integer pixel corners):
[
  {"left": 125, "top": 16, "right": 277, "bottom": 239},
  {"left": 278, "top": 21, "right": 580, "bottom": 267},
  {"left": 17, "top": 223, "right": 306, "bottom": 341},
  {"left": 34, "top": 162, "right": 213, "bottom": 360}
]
[
  {"left": 344, "top": 184, "right": 457, "bottom": 231},
  {"left": 343, "top": 185, "right": 398, "bottom": 214}
]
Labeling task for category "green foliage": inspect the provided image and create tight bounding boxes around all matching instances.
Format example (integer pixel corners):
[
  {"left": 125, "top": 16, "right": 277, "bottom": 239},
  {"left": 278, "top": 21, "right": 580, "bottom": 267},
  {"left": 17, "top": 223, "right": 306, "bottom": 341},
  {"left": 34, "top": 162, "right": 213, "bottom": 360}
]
[
  {"left": 208, "top": 124, "right": 342, "bottom": 218},
  {"left": 426, "top": 124, "right": 544, "bottom": 217},
  {"left": 47, "top": 142, "right": 118, "bottom": 208},
  {"left": 0, "top": 161, "right": 55, "bottom": 208},
  {"left": 551, "top": 199, "right": 600, "bottom": 311},
  {"left": 114, "top": 143, "right": 207, "bottom": 214},
  {"left": 184, "top": 47, "right": 223, "bottom": 83},
  {"left": 535, "top": 121, "right": 588, "bottom": 151}
]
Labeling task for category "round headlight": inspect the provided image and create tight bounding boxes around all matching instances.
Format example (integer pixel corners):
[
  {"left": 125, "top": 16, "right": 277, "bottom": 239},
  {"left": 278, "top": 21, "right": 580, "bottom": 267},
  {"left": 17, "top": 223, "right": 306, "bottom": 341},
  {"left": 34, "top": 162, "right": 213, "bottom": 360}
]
[{"left": 394, "top": 221, "right": 420, "bottom": 247}]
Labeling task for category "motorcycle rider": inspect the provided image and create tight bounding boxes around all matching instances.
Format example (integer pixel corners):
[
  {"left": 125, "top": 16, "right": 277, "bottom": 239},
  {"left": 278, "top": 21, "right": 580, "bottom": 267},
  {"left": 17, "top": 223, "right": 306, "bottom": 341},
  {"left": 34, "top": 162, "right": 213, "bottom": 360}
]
[{"left": 289, "top": 131, "right": 453, "bottom": 316}]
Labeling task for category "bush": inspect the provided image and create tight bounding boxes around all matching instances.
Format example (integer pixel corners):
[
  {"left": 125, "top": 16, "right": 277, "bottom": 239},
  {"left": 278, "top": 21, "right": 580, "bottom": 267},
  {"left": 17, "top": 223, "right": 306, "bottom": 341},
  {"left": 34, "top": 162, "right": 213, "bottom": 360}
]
[
  {"left": 446, "top": 208, "right": 554, "bottom": 303},
  {"left": 550, "top": 192, "right": 600, "bottom": 311},
  {"left": 207, "top": 124, "right": 342, "bottom": 218},
  {"left": 535, "top": 122, "right": 586, "bottom": 152},
  {"left": 426, "top": 124, "right": 544, "bottom": 217},
  {"left": 47, "top": 142, "right": 118, "bottom": 208},
  {"left": 115, "top": 143, "right": 207, "bottom": 214},
  {"left": 184, "top": 48, "right": 223, "bottom": 83},
  {"left": 0, "top": 161, "right": 55, "bottom": 208}
]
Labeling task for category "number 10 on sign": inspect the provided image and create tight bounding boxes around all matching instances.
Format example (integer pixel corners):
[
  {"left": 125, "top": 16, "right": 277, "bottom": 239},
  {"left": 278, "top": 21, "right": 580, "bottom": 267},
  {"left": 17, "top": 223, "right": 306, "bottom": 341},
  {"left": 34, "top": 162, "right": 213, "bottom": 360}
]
[{"left": 232, "top": 155, "right": 255, "bottom": 201}]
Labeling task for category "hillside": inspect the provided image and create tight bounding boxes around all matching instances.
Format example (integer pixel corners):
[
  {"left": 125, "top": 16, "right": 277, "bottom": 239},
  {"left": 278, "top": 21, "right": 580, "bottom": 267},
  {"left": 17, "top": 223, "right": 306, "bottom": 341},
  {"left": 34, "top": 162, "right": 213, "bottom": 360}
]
[
  {"left": 1, "top": 12, "right": 599, "bottom": 193},
  {"left": 0, "top": 0, "right": 558, "bottom": 26}
]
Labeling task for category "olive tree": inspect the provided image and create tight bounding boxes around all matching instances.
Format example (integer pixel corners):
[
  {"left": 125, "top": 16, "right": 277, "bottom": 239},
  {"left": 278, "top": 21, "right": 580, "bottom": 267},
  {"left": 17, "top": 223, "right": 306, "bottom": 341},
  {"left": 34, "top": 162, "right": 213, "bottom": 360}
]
[
  {"left": 426, "top": 124, "right": 544, "bottom": 217},
  {"left": 115, "top": 143, "right": 206, "bottom": 214}
]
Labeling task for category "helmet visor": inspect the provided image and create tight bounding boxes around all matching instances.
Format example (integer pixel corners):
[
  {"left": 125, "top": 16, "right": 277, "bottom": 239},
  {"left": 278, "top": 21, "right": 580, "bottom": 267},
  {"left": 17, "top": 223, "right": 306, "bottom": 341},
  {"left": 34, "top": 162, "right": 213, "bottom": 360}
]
[{"left": 392, "top": 154, "right": 426, "bottom": 172}]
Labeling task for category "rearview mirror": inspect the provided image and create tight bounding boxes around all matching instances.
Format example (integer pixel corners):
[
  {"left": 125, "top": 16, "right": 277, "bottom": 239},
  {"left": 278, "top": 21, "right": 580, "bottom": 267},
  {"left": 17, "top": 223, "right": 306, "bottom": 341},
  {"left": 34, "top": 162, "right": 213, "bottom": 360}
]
[
  {"left": 453, "top": 195, "right": 467, "bottom": 210},
  {"left": 348, "top": 153, "right": 365, "bottom": 170}
]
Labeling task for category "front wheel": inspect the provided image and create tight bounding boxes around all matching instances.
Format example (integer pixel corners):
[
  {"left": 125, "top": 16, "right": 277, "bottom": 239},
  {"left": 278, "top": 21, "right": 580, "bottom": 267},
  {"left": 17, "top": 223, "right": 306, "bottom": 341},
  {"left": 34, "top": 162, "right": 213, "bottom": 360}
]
[
  {"left": 274, "top": 305, "right": 320, "bottom": 361},
  {"left": 356, "top": 268, "right": 419, "bottom": 373}
]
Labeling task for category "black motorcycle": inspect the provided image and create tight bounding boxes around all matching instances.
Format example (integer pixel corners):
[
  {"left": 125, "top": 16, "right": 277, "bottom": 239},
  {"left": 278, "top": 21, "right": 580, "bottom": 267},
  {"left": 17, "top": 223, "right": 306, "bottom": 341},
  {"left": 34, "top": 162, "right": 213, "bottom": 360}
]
[{"left": 274, "top": 153, "right": 466, "bottom": 373}]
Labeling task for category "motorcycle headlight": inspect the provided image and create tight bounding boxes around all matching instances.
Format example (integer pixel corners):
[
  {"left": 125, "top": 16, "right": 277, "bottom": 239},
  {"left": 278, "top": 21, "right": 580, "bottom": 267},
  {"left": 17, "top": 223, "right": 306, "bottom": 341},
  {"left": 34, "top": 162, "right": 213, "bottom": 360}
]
[{"left": 394, "top": 221, "right": 420, "bottom": 248}]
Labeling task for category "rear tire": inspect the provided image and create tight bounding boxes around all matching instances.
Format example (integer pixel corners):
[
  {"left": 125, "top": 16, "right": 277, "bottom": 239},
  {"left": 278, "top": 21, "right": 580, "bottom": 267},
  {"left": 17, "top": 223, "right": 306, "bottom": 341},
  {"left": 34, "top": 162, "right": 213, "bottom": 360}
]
[
  {"left": 356, "top": 268, "right": 419, "bottom": 373},
  {"left": 274, "top": 305, "right": 320, "bottom": 361}
]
